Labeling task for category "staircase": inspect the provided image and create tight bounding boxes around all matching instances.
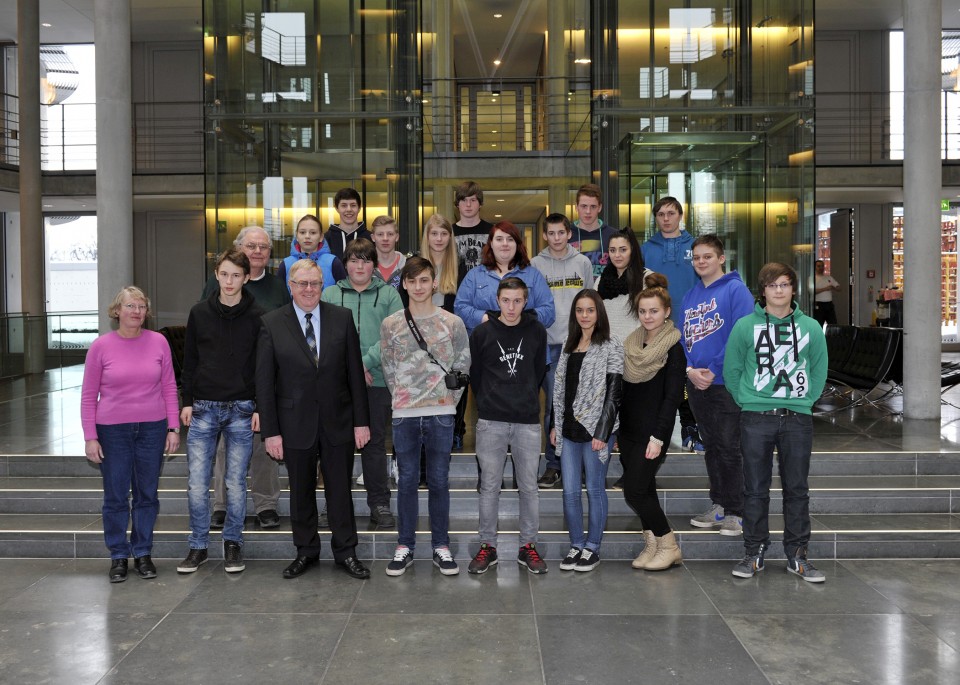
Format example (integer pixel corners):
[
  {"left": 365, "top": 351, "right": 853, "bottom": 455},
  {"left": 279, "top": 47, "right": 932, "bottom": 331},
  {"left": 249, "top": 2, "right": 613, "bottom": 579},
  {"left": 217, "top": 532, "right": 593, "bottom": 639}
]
[{"left": 2, "top": 448, "right": 959, "bottom": 562}]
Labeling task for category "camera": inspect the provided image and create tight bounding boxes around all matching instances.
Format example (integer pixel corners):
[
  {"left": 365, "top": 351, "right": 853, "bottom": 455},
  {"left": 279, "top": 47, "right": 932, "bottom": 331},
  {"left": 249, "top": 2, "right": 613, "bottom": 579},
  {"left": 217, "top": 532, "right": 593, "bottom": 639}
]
[{"left": 444, "top": 370, "right": 470, "bottom": 390}]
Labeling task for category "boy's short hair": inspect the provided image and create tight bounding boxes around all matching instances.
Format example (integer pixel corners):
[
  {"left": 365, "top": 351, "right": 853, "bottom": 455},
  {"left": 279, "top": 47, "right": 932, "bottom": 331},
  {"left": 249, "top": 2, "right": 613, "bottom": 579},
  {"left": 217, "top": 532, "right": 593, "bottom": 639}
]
[
  {"left": 544, "top": 213, "right": 572, "bottom": 233},
  {"left": 455, "top": 180, "right": 483, "bottom": 205},
  {"left": 497, "top": 276, "right": 529, "bottom": 299},
  {"left": 692, "top": 234, "right": 725, "bottom": 256},
  {"left": 371, "top": 215, "right": 397, "bottom": 232},
  {"left": 343, "top": 237, "right": 378, "bottom": 267},
  {"left": 575, "top": 183, "right": 602, "bottom": 205},
  {"left": 652, "top": 196, "right": 684, "bottom": 217},
  {"left": 334, "top": 187, "right": 362, "bottom": 207},
  {"left": 401, "top": 255, "right": 435, "bottom": 282},
  {"left": 758, "top": 262, "right": 798, "bottom": 291},
  {"left": 215, "top": 247, "right": 251, "bottom": 275}
]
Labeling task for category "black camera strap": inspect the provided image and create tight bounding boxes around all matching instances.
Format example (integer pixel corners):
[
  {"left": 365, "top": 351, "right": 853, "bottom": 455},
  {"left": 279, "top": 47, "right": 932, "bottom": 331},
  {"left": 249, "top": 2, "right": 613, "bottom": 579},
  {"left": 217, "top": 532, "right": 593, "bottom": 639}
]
[{"left": 403, "top": 308, "right": 451, "bottom": 374}]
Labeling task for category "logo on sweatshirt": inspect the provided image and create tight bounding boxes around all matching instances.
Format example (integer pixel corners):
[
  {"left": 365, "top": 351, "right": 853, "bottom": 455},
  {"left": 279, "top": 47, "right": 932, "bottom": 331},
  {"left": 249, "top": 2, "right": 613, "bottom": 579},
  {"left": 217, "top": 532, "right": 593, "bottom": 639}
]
[
  {"left": 497, "top": 338, "right": 525, "bottom": 377},
  {"left": 683, "top": 298, "right": 724, "bottom": 352},
  {"left": 752, "top": 322, "right": 810, "bottom": 397}
]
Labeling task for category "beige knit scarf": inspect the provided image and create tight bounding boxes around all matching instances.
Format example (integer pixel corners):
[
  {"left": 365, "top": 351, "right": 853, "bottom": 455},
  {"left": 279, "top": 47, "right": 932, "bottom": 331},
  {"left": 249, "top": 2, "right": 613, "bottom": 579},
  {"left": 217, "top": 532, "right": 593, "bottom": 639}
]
[{"left": 622, "top": 321, "right": 680, "bottom": 383}]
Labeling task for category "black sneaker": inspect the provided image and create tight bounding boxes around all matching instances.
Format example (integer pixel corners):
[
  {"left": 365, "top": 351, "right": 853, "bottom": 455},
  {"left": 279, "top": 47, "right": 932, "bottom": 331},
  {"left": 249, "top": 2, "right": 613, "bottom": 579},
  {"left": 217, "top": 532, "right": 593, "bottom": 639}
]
[
  {"left": 370, "top": 505, "right": 396, "bottom": 529},
  {"left": 559, "top": 547, "right": 582, "bottom": 571},
  {"left": 517, "top": 542, "right": 548, "bottom": 574},
  {"left": 575, "top": 548, "right": 600, "bottom": 572},
  {"left": 732, "top": 543, "right": 767, "bottom": 578},
  {"left": 385, "top": 546, "right": 414, "bottom": 577},
  {"left": 177, "top": 548, "right": 208, "bottom": 573},
  {"left": 210, "top": 510, "right": 226, "bottom": 529},
  {"left": 223, "top": 540, "right": 245, "bottom": 573},
  {"left": 785, "top": 548, "right": 826, "bottom": 583},
  {"left": 467, "top": 543, "right": 498, "bottom": 574},
  {"left": 257, "top": 509, "right": 280, "bottom": 528},
  {"left": 537, "top": 468, "right": 561, "bottom": 489},
  {"left": 432, "top": 546, "right": 460, "bottom": 575}
]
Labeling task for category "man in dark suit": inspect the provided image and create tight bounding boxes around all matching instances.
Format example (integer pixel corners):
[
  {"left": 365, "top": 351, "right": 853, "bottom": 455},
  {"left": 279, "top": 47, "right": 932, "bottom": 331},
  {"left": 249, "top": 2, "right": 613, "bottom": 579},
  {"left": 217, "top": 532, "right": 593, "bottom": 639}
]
[{"left": 256, "top": 258, "right": 371, "bottom": 579}]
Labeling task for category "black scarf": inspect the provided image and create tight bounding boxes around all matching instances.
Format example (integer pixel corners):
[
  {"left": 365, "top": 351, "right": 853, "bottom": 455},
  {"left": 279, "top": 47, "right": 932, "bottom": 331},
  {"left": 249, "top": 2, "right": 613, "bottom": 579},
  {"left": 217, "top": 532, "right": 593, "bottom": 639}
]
[{"left": 597, "top": 263, "right": 629, "bottom": 300}]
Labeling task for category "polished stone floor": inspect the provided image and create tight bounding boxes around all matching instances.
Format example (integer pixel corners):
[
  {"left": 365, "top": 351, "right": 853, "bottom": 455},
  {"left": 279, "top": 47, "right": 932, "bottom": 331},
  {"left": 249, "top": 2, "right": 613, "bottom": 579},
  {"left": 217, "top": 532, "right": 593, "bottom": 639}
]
[{"left": 1, "top": 367, "right": 960, "bottom": 683}]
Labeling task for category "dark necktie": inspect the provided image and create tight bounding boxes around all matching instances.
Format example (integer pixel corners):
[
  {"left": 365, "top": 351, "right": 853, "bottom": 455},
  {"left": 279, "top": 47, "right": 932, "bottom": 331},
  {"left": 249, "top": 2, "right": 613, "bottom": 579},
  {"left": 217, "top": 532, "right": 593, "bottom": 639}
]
[{"left": 304, "top": 312, "right": 317, "bottom": 365}]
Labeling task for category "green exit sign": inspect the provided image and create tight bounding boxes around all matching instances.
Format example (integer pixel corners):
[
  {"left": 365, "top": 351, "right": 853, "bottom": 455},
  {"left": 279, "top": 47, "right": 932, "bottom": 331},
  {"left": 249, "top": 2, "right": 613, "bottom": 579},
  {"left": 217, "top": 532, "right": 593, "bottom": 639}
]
[
  {"left": 775, "top": 215, "right": 788, "bottom": 227},
  {"left": 216, "top": 220, "right": 227, "bottom": 233},
  {"left": 943, "top": 199, "right": 951, "bottom": 211}
]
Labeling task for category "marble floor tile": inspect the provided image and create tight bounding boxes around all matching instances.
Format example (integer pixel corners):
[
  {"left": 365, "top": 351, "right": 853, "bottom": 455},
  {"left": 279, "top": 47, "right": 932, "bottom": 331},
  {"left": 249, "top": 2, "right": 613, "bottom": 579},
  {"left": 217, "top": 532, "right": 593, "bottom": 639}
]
[
  {"left": 0, "top": 558, "right": 69, "bottom": 603},
  {"left": 325, "top": 613, "right": 542, "bottom": 682},
  {"left": 538, "top": 614, "right": 768, "bottom": 685},
  {"left": 726, "top": 613, "right": 960, "bottom": 685},
  {"left": 914, "top": 613, "right": 960, "bottom": 652},
  {"left": 841, "top": 559, "right": 960, "bottom": 614}
]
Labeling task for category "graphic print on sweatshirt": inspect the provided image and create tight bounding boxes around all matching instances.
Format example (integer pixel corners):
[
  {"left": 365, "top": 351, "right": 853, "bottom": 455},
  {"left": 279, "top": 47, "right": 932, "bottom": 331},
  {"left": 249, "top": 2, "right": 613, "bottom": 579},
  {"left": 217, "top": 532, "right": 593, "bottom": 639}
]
[
  {"left": 497, "top": 337, "right": 524, "bottom": 378},
  {"left": 752, "top": 320, "right": 811, "bottom": 398},
  {"left": 683, "top": 298, "right": 724, "bottom": 353}
]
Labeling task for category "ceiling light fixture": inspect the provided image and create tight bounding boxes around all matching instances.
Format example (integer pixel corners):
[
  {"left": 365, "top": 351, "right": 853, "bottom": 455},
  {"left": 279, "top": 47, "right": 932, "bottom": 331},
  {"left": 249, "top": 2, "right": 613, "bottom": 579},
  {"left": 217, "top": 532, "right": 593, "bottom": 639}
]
[
  {"left": 493, "top": 59, "right": 501, "bottom": 65},
  {"left": 41, "top": 23, "right": 52, "bottom": 28},
  {"left": 494, "top": 14, "right": 503, "bottom": 19}
]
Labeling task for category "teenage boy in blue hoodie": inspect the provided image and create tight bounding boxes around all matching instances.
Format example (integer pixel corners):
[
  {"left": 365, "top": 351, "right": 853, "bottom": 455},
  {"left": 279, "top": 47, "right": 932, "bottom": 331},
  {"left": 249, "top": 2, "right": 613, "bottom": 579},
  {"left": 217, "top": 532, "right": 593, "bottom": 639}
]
[
  {"left": 724, "top": 262, "right": 827, "bottom": 582},
  {"left": 641, "top": 196, "right": 701, "bottom": 454},
  {"left": 680, "top": 235, "right": 755, "bottom": 537}
]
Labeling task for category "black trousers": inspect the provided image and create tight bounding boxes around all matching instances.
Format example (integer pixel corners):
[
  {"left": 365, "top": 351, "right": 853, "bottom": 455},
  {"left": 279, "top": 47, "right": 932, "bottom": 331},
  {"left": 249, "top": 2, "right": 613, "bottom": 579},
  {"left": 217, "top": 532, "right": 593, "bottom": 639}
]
[
  {"left": 814, "top": 301, "right": 837, "bottom": 326},
  {"left": 285, "top": 435, "right": 357, "bottom": 562},
  {"left": 619, "top": 435, "right": 670, "bottom": 536}
]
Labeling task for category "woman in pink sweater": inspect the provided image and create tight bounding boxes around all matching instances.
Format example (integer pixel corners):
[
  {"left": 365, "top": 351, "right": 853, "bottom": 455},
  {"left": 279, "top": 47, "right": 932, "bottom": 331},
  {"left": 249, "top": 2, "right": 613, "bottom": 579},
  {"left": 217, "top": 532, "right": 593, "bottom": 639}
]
[{"left": 81, "top": 287, "right": 180, "bottom": 583}]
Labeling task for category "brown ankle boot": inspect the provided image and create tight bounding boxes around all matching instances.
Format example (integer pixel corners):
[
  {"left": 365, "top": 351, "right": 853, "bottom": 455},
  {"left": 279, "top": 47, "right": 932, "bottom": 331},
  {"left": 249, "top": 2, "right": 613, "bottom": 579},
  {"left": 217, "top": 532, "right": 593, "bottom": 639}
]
[{"left": 631, "top": 530, "right": 657, "bottom": 569}]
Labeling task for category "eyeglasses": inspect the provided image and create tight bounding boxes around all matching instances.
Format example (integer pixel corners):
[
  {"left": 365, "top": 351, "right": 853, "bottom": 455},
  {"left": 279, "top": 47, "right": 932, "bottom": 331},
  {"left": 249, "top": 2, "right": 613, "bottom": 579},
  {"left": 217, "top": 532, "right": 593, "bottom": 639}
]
[
  {"left": 290, "top": 280, "right": 321, "bottom": 290},
  {"left": 122, "top": 303, "right": 148, "bottom": 312},
  {"left": 243, "top": 242, "right": 271, "bottom": 252},
  {"left": 765, "top": 282, "right": 792, "bottom": 291}
]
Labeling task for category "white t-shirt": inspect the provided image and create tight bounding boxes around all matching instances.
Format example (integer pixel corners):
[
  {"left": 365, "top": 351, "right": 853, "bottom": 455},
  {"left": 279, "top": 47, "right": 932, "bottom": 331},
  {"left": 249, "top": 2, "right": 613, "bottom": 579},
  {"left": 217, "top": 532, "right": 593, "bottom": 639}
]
[{"left": 815, "top": 273, "right": 839, "bottom": 303}]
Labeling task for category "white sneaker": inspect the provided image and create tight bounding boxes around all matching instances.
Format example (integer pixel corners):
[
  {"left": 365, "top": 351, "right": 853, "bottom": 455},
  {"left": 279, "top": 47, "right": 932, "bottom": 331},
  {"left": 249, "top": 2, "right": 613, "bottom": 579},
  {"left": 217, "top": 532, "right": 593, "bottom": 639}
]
[{"left": 690, "top": 503, "right": 724, "bottom": 528}]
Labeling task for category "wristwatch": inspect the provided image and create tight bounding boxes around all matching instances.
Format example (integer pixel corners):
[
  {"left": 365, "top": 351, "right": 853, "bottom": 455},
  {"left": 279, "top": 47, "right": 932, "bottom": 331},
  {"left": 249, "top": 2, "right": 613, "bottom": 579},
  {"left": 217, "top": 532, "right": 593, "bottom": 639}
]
[{"left": 168, "top": 428, "right": 180, "bottom": 434}]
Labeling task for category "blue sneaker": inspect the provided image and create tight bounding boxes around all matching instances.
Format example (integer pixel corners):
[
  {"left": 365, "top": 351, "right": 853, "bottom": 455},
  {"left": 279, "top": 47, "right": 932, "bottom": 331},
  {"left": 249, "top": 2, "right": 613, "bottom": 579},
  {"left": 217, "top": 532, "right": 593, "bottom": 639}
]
[
  {"left": 682, "top": 426, "right": 706, "bottom": 455},
  {"left": 690, "top": 503, "right": 724, "bottom": 528}
]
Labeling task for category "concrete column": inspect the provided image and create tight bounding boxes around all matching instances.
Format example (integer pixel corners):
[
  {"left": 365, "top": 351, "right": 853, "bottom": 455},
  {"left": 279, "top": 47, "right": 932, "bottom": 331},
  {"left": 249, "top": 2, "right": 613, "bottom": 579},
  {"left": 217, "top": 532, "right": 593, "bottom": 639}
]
[
  {"left": 94, "top": 0, "right": 134, "bottom": 332},
  {"left": 902, "top": 0, "right": 942, "bottom": 419},
  {"left": 548, "top": 184, "right": 568, "bottom": 217},
  {"left": 17, "top": 0, "right": 47, "bottom": 373},
  {"left": 546, "top": 1, "right": 569, "bottom": 149},
  {"left": 431, "top": 0, "right": 452, "bottom": 152}
]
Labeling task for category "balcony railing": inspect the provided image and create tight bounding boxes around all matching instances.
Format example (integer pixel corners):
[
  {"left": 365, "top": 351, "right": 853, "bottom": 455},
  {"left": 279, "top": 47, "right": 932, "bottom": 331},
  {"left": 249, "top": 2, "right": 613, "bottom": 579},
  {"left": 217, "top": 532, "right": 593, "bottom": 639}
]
[
  {"left": 0, "top": 93, "right": 203, "bottom": 173},
  {"left": 0, "top": 311, "right": 98, "bottom": 380}
]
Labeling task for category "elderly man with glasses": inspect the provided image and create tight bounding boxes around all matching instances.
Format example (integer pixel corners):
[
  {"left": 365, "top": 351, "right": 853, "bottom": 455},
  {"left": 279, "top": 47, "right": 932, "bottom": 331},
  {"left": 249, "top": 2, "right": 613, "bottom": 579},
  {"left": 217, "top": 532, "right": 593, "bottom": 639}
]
[{"left": 200, "top": 226, "right": 290, "bottom": 531}]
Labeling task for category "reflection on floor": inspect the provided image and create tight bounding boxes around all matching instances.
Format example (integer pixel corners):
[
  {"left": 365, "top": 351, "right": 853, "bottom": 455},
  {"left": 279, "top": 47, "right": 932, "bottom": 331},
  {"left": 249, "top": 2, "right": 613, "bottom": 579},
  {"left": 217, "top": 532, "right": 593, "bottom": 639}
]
[{"left": 0, "top": 367, "right": 959, "bottom": 682}]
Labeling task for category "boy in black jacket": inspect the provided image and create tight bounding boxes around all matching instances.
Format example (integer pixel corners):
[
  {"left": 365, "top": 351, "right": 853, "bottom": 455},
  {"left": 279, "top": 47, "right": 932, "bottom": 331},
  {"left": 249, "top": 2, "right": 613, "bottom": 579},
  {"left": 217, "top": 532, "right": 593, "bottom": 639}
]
[
  {"left": 178, "top": 248, "right": 264, "bottom": 575},
  {"left": 468, "top": 277, "right": 548, "bottom": 575}
]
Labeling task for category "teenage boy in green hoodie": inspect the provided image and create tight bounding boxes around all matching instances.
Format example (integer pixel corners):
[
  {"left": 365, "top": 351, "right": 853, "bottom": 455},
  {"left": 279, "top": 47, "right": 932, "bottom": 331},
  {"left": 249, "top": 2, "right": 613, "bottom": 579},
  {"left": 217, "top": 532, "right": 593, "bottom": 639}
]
[
  {"left": 724, "top": 262, "right": 828, "bottom": 582},
  {"left": 322, "top": 238, "right": 402, "bottom": 528}
]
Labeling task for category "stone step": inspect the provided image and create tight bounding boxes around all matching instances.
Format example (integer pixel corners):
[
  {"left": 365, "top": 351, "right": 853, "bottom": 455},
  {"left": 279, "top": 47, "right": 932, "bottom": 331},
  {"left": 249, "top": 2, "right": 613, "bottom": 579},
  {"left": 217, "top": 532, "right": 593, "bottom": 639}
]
[{"left": 1, "top": 512, "right": 958, "bottom": 561}]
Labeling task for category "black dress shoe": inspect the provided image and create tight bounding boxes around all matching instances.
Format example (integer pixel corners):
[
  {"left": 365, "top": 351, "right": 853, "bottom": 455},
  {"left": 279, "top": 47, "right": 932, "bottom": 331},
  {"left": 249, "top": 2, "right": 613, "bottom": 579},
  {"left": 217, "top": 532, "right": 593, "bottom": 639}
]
[
  {"left": 337, "top": 556, "right": 370, "bottom": 580},
  {"left": 109, "top": 558, "right": 128, "bottom": 583},
  {"left": 134, "top": 555, "right": 157, "bottom": 579},
  {"left": 282, "top": 555, "right": 319, "bottom": 579},
  {"left": 257, "top": 509, "right": 281, "bottom": 528},
  {"left": 210, "top": 510, "right": 226, "bottom": 529}
]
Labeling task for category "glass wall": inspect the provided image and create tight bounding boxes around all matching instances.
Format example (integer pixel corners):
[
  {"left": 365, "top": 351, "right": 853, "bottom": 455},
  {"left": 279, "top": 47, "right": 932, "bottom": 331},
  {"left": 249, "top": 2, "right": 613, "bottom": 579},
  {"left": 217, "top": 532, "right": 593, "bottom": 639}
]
[
  {"left": 202, "top": 0, "right": 422, "bottom": 264},
  {"left": 601, "top": 0, "right": 814, "bottom": 303}
]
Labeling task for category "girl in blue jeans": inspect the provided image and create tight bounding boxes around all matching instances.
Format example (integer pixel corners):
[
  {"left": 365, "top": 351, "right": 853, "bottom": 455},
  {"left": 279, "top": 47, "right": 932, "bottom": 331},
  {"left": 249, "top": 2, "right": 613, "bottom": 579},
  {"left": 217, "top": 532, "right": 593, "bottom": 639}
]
[{"left": 550, "top": 289, "right": 623, "bottom": 572}]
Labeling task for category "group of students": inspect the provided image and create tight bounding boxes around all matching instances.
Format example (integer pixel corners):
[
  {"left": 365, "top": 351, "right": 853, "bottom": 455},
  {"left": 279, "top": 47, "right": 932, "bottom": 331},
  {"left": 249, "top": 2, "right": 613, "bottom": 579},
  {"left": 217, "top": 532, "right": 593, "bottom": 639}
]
[{"left": 83, "top": 180, "right": 828, "bottom": 584}]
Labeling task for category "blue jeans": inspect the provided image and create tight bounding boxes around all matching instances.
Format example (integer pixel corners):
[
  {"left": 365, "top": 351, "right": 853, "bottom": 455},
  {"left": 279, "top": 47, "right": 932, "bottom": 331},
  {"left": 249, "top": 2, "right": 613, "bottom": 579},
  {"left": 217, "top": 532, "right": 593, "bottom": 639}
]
[
  {"left": 540, "top": 344, "right": 562, "bottom": 472},
  {"left": 559, "top": 437, "right": 611, "bottom": 551},
  {"left": 687, "top": 382, "right": 744, "bottom": 515},
  {"left": 97, "top": 420, "right": 167, "bottom": 559},
  {"left": 740, "top": 411, "right": 814, "bottom": 557},
  {"left": 186, "top": 400, "right": 255, "bottom": 547},
  {"left": 476, "top": 419, "right": 541, "bottom": 546},
  {"left": 392, "top": 414, "right": 455, "bottom": 550}
]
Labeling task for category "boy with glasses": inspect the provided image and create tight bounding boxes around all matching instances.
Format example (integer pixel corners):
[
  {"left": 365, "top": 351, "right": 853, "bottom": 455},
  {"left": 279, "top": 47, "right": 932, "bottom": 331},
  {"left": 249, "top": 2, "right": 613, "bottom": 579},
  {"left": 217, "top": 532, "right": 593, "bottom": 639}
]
[{"left": 724, "top": 262, "right": 828, "bottom": 582}]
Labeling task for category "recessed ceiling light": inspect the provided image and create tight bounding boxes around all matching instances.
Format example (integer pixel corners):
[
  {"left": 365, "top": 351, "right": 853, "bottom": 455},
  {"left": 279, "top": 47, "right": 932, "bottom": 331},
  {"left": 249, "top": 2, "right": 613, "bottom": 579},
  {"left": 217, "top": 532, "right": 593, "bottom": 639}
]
[
  {"left": 494, "top": 14, "right": 503, "bottom": 19},
  {"left": 41, "top": 23, "right": 52, "bottom": 28},
  {"left": 495, "top": 214, "right": 502, "bottom": 218},
  {"left": 497, "top": 199, "right": 505, "bottom": 202},
  {"left": 491, "top": 143, "right": 497, "bottom": 147},
  {"left": 491, "top": 129, "right": 498, "bottom": 133},
  {"left": 493, "top": 59, "right": 501, "bottom": 65}
]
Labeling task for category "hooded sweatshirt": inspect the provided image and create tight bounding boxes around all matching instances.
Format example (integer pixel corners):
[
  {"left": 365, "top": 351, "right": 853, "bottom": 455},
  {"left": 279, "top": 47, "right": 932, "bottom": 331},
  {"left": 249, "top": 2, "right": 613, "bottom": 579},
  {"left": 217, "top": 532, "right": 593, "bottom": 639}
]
[
  {"left": 325, "top": 221, "right": 372, "bottom": 261},
  {"left": 469, "top": 312, "right": 547, "bottom": 424},
  {"left": 641, "top": 229, "right": 697, "bottom": 325},
  {"left": 181, "top": 289, "right": 264, "bottom": 406},
  {"left": 679, "top": 270, "right": 755, "bottom": 385},
  {"left": 570, "top": 219, "right": 619, "bottom": 280},
  {"left": 454, "top": 263, "right": 556, "bottom": 336},
  {"left": 321, "top": 277, "right": 402, "bottom": 387},
  {"left": 723, "top": 302, "right": 828, "bottom": 414},
  {"left": 278, "top": 238, "right": 347, "bottom": 292},
  {"left": 531, "top": 245, "right": 595, "bottom": 345}
]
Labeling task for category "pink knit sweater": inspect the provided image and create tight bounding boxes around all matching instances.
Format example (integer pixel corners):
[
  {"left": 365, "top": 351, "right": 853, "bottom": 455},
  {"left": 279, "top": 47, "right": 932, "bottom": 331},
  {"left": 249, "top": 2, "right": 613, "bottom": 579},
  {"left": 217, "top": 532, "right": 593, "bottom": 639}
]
[{"left": 80, "top": 331, "right": 180, "bottom": 440}]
